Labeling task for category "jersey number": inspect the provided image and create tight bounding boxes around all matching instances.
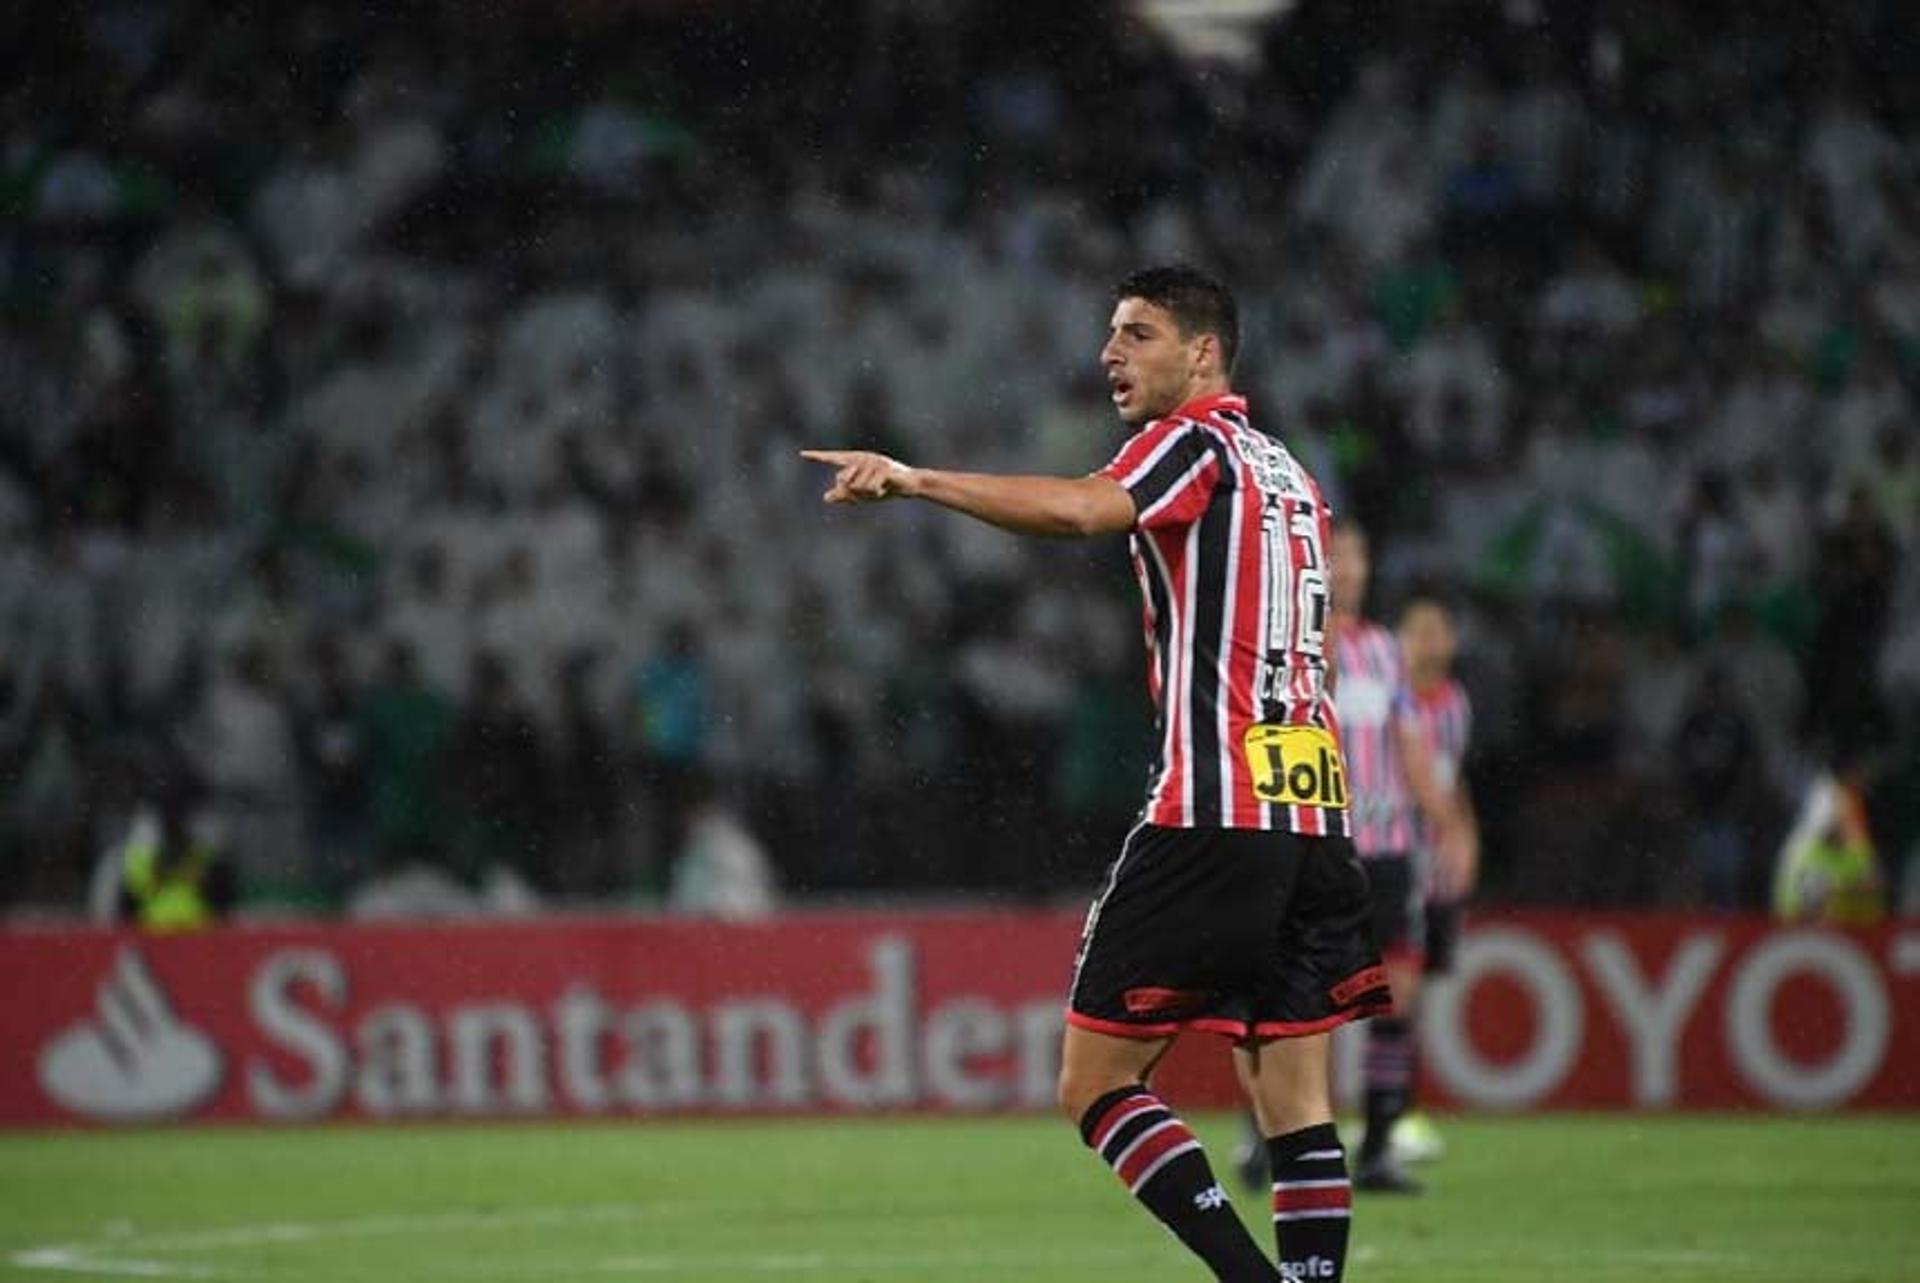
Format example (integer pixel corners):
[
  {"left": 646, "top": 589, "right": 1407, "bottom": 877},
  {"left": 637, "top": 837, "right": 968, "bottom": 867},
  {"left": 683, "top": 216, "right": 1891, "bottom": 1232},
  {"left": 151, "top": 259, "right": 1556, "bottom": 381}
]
[{"left": 1262, "top": 498, "right": 1329, "bottom": 659}]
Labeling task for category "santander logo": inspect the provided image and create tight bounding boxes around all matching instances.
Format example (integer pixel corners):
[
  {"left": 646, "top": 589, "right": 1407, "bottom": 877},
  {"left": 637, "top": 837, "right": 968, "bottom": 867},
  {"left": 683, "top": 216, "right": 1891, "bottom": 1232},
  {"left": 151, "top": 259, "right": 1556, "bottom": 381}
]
[{"left": 38, "top": 948, "right": 223, "bottom": 1122}]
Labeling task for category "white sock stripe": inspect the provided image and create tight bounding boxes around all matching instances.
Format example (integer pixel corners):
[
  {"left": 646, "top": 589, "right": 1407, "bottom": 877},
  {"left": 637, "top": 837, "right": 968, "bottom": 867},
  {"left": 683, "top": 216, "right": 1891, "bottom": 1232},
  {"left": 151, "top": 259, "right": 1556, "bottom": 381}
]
[
  {"left": 1271, "top": 1178, "right": 1350, "bottom": 1191},
  {"left": 1127, "top": 1139, "right": 1202, "bottom": 1195},
  {"left": 1273, "top": 1209, "right": 1353, "bottom": 1222},
  {"left": 1292, "top": 1149, "right": 1344, "bottom": 1162},
  {"left": 1108, "top": 1118, "right": 1183, "bottom": 1174},
  {"left": 1094, "top": 1100, "right": 1166, "bottom": 1154}
]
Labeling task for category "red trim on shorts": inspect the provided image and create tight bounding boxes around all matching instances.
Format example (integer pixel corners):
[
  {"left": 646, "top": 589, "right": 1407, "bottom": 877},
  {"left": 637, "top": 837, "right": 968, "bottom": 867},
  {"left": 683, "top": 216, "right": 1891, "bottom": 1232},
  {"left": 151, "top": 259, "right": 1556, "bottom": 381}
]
[
  {"left": 1067, "top": 1002, "right": 1391, "bottom": 1043},
  {"left": 1067, "top": 1009, "right": 1255, "bottom": 1040},
  {"left": 1184, "top": 1018, "right": 1252, "bottom": 1037},
  {"left": 1249, "top": 1001, "right": 1393, "bottom": 1039},
  {"left": 1067, "top": 1010, "right": 1188, "bottom": 1039}
]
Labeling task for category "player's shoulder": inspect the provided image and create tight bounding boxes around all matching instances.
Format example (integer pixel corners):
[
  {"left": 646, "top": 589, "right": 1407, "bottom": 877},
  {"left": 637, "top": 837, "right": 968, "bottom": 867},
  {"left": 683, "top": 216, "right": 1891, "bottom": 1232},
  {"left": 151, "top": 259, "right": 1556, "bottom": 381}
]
[
  {"left": 1105, "top": 416, "right": 1195, "bottom": 485},
  {"left": 1356, "top": 618, "right": 1397, "bottom": 651},
  {"left": 1118, "top": 411, "right": 1208, "bottom": 456},
  {"left": 1335, "top": 618, "right": 1397, "bottom": 667}
]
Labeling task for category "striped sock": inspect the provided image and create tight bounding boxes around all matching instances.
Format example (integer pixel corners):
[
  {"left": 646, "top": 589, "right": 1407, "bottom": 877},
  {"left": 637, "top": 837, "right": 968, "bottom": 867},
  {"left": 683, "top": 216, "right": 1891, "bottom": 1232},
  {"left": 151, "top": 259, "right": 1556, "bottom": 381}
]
[
  {"left": 1267, "top": 1122, "right": 1351, "bottom": 1281},
  {"left": 1360, "top": 1016, "right": 1416, "bottom": 1165},
  {"left": 1080, "top": 1085, "right": 1280, "bottom": 1282}
]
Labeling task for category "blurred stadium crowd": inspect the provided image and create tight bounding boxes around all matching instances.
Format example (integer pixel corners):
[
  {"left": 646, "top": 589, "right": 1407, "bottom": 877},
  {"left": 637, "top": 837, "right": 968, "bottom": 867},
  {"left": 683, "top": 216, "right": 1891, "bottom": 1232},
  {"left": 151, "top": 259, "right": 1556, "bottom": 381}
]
[{"left": 2, "top": 1, "right": 1917, "bottom": 916}]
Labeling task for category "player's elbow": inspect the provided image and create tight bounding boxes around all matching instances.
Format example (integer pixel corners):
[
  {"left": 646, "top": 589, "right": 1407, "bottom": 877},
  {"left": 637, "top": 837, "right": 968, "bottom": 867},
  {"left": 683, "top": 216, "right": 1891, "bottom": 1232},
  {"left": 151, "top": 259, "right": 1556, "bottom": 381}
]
[{"left": 1055, "top": 505, "right": 1108, "bottom": 538}]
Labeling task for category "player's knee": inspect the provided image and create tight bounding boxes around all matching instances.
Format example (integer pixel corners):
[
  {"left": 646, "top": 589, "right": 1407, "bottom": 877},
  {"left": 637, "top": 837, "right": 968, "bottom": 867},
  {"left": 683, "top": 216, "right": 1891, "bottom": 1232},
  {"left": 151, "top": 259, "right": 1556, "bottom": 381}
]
[
  {"left": 1056, "top": 1065, "right": 1093, "bottom": 1122},
  {"left": 1056, "top": 1063, "right": 1129, "bottom": 1125}
]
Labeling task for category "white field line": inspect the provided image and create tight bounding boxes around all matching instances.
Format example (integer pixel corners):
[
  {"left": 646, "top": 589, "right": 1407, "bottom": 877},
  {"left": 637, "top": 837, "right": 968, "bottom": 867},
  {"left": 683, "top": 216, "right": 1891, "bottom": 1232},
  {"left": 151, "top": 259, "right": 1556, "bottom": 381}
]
[
  {"left": 7, "top": 1202, "right": 705, "bottom": 1279},
  {"left": 596, "top": 1246, "right": 1153, "bottom": 1276},
  {"left": 9, "top": 1246, "right": 214, "bottom": 1279},
  {"left": 10, "top": 1203, "right": 1773, "bottom": 1280},
  {"left": 590, "top": 1244, "right": 1771, "bottom": 1279}
]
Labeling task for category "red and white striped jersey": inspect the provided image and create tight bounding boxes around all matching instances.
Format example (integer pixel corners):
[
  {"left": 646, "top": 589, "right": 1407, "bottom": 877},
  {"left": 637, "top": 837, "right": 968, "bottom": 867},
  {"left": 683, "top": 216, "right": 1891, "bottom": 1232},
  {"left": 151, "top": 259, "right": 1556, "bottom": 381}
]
[
  {"left": 1331, "top": 619, "right": 1418, "bottom": 857},
  {"left": 1098, "top": 392, "right": 1348, "bottom": 836},
  {"left": 1410, "top": 677, "right": 1472, "bottom": 880}
]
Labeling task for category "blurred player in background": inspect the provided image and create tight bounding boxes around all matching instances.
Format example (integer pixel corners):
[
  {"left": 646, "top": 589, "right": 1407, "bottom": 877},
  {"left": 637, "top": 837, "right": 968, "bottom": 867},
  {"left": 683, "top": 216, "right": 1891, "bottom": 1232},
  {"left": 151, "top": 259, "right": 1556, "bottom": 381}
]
[
  {"left": 1773, "top": 742, "right": 1885, "bottom": 924},
  {"left": 1391, "top": 591, "right": 1479, "bottom": 1165},
  {"left": 1327, "top": 524, "right": 1473, "bottom": 1195},
  {"left": 807, "top": 265, "right": 1387, "bottom": 1282}
]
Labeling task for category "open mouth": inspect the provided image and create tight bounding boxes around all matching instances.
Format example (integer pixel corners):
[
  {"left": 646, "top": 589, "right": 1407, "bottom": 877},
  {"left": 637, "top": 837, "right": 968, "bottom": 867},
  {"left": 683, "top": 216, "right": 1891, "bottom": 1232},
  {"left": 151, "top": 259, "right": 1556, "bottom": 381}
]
[{"left": 1110, "top": 376, "right": 1134, "bottom": 405}]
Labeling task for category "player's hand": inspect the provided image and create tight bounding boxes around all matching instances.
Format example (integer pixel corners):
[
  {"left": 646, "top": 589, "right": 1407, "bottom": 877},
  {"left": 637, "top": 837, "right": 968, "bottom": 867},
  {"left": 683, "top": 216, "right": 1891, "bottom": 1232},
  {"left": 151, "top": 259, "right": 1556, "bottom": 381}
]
[{"left": 800, "top": 449, "right": 921, "bottom": 504}]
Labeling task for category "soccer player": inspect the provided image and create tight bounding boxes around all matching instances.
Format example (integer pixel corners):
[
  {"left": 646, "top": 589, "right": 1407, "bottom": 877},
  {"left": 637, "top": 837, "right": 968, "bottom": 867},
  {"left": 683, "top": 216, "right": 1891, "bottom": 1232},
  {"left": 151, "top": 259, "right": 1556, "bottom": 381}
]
[
  {"left": 805, "top": 266, "right": 1389, "bottom": 1283},
  {"left": 1328, "top": 526, "right": 1474, "bottom": 1194},
  {"left": 1391, "top": 591, "right": 1479, "bottom": 1164}
]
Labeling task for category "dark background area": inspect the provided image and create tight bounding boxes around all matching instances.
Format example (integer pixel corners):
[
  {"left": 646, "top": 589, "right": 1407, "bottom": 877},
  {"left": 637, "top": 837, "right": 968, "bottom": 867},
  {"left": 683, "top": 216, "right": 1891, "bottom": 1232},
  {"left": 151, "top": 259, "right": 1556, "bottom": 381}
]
[{"left": 1, "top": 0, "right": 1916, "bottom": 916}]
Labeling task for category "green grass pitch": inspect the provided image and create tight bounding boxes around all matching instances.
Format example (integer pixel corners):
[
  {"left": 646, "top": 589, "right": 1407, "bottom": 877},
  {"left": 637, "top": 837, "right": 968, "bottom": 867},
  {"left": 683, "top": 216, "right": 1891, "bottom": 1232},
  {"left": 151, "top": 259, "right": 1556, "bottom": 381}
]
[{"left": 2, "top": 1114, "right": 1916, "bottom": 1281}]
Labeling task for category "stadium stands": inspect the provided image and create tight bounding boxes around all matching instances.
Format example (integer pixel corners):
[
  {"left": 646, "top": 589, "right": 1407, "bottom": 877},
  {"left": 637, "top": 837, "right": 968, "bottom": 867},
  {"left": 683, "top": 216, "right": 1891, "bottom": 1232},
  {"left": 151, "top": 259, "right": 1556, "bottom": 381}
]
[{"left": 2, "top": 1, "right": 1916, "bottom": 914}]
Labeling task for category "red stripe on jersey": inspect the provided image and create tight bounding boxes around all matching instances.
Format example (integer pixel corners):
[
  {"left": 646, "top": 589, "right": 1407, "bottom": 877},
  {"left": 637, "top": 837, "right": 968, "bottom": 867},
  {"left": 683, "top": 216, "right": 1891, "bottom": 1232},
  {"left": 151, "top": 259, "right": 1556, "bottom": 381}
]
[
  {"left": 1134, "top": 547, "right": 1163, "bottom": 708},
  {"left": 1222, "top": 456, "right": 1264, "bottom": 827},
  {"left": 1283, "top": 664, "right": 1336, "bottom": 837},
  {"left": 1105, "top": 417, "right": 1190, "bottom": 483},
  {"left": 1105, "top": 421, "right": 1218, "bottom": 530},
  {"left": 1413, "top": 680, "right": 1472, "bottom": 773},
  {"left": 1137, "top": 452, "right": 1219, "bottom": 527},
  {"left": 1143, "top": 524, "right": 1190, "bottom": 826},
  {"left": 1411, "top": 677, "right": 1472, "bottom": 881}
]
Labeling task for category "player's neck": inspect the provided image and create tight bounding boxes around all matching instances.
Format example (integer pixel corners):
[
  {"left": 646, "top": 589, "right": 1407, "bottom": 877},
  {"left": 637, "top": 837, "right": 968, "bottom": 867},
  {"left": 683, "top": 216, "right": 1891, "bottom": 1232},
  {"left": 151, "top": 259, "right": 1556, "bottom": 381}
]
[
  {"left": 1176, "top": 375, "right": 1234, "bottom": 409},
  {"left": 1408, "top": 667, "right": 1447, "bottom": 695}
]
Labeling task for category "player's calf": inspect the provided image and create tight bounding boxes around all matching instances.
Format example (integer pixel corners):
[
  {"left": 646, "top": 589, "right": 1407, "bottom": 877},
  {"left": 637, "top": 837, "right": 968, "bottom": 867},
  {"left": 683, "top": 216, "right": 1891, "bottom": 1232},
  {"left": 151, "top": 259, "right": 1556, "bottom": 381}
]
[
  {"left": 1267, "top": 1122, "right": 1353, "bottom": 1281},
  {"left": 1078, "top": 1084, "right": 1283, "bottom": 1282}
]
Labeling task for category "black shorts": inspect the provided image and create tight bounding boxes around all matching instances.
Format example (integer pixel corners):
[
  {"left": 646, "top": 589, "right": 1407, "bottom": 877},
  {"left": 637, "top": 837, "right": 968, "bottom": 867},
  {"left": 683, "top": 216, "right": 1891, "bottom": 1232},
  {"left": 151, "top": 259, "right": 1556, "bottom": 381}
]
[
  {"left": 1067, "top": 824, "right": 1390, "bottom": 1042},
  {"left": 1363, "top": 853, "right": 1425, "bottom": 964},
  {"left": 1422, "top": 897, "right": 1463, "bottom": 975}
]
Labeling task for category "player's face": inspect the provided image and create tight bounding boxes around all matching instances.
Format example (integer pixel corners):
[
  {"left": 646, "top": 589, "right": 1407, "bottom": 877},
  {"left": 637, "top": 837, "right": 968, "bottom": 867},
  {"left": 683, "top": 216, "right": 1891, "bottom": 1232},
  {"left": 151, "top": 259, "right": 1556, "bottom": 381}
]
[
  {"left": 1398, "top": 602, "right": 1456, "bottom": 674},
  {"left": 1102, "top": 298, "right": 1202, "bottom": 426},
  {"left": 1330, "top": 527, "right": 1369, "bottom": 617}
]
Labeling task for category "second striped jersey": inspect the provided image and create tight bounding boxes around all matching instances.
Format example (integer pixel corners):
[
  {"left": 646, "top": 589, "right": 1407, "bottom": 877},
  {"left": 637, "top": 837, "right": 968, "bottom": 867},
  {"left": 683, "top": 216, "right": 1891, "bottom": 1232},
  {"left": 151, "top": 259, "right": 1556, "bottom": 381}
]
[
  {"left": 1331, "top": 618, "right": 1418, "bottom": 857},
  {"left": 1099, "top": 392, "right": 1348, "bottom": 836},
  {"left": 1411, "top": 676, "right": 1473, "bottom": 885}
]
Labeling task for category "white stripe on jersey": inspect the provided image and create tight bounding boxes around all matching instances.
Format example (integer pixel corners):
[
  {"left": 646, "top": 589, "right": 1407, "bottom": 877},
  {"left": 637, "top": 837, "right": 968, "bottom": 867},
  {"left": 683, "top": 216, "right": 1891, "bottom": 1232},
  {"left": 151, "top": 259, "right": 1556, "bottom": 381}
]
[
  {"left": 1140, "top": 529, "right": 1181, "bottom": 821},
  {"left": 1178, "top": 519, "right": 1201, "bottom": 826},
  {"left": 1216, "top": 473, "right": 1243, "bottom": 828},
  {"left": 1116, "top": 423, "right": 1198, "bottom": 490},
  {"left": 1137, "top": 452, "right": 1216, "bottom": 526}
]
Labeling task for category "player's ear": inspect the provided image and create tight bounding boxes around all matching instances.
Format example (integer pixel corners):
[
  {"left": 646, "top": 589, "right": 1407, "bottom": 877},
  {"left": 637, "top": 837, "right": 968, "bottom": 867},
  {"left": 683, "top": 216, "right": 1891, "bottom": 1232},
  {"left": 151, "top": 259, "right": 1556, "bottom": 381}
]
[{"left": 1190, "top": 332, "right": 1216, "bottom": 377}]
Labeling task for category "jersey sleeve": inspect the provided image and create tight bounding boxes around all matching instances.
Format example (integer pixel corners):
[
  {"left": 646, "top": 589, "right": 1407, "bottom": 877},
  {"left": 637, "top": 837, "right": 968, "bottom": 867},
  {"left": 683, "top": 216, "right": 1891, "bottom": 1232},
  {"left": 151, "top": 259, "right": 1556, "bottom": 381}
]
[{"left": 1098, "top": 420, "right": 1220, "bottom": 530}]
